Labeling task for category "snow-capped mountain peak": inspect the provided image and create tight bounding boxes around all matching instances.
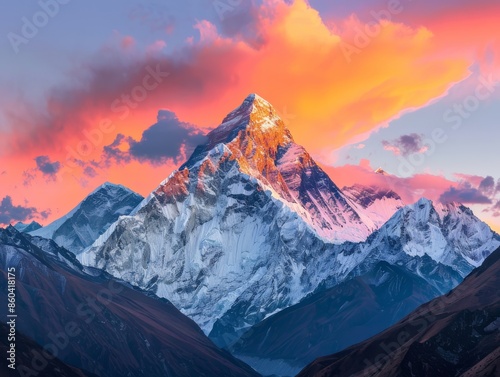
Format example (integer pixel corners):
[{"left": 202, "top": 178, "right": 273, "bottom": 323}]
[
  {"left": 343, "top": 184, "right": 404, "bottom": 229},
  {"left": 89, "top": 181, "right": 135, "bottom": 195},
  {"left": 79, "top": 94, "right": 387, "bottom": 342},
  {"left": 30, "top": 182, "right": 143, "bottom": 254},
  {"left": 182, "top": 93, "right": 292, "bottom": 172},
  {"left": 361, "top": 197, "right": 500, "bottom": 272},
  {"left": 219, "top": 93, "right": 284, "bottom": 132},
  {"left": 172, "top": 94, "right": 375, "bottom": 243}
]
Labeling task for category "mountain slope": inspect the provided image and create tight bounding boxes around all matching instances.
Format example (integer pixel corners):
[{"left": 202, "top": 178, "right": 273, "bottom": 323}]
[
  {"left": 230, "top": 262, "right": 441, "bottom": 377},
  {"left": 230, "top": 198, "right": 500, "bottom": 375},
  {"left": 78, "top": 94, "right": 500, "bottom": 348},
  {"left": 340, "top": 198, "right": 500, "bottom": 295},
  {"left": 0, "top": 226, "right": 259, "bottom": 377},
  {"left": 297, "top": 247, "right": 500, "bottom": 377},
  {"left": 30, "top": 182, "right": 143, "bottom": 254},
  {"left": 0, "top": 324, "right": 98, "bottom": 377}
]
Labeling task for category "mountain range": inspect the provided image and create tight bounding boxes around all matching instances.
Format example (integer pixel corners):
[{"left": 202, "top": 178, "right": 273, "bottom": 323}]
[
  {"left": 230, "top": 198, "right": 500, "bottom": 375},
  {"left": 4, "top": 93, "right": 499, "bottom": 377},
  {"left": 230, "top": 261, "right": 442, "bottom": 376},
  {"left": 75, "top": 94, "right": 499, "bottom": 354}
]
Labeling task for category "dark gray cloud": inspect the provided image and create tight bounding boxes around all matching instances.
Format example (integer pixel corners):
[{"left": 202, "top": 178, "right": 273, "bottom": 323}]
[
  {"left": 439, "top": 186, "right": 492, "bottom": 205},
  {"left": 382, "top": 133, "right": 426, "bottom": 156},
  {"left": 488, "top": 200, "right": 500, "bottom": 217},
  {"left": 102, "top": 110, "right": 206, "bottom": 166},
  {"left": 129, "top": 110, "right": 206, "bottom": 164},
  {"left": 83, "top": 166, "right": 98, "bottom": 178},
  {"left": 0, "top": 196, "right": 49, "bottom": 225},
  {"left": 217, "top": 1, "right": 267, "bottom": 49},
  {"left": 102, "top": 134, "right": 132, "bottom": 168},
  {"left": 102, "top": 134, "right": 133, "bottom": 167},
  {"left": 479, "top": 176, "right": 495, "bottom": 196},
  {"left": 35, "top": 156, "right": 61, "bottom": 177}
]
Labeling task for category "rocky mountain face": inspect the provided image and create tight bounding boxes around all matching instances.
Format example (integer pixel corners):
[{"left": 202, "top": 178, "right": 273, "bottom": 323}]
[
  {"left": 297, "top": 246, "right": 500, "bottom": 377},
  {"left": 175, "top": 93, "right": 380, "bottom": 243},
  {"left": 77, "top": 94, "right": 500, "bottom": 350},
  {"left": 342, "top": 184, "right": 404, "bottom": 229},
  {"left": 30, "top": 183, "right": 143, "bottom": 254},
  {"left": 0, "top": 226, "right": 259, "bottom": 377},
  {"left": 79, "top": 94, "right": 381, "bottom": 345}
]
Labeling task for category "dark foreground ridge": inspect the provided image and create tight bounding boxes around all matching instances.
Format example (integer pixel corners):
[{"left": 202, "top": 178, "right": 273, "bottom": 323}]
[{"left": 297, "top": 247, "right": 500, "bottom": 377}]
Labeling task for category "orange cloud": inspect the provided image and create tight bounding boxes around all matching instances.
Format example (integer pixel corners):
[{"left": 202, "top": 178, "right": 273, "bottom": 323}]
[{"left": 318, "top": 159, "right": 460, "bottom": 204}]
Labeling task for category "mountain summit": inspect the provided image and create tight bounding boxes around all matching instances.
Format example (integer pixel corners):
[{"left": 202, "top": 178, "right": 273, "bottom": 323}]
[
  {"left": 13, "top": 220, "right": 42, "bottom": 233},
  {"left": 182, "top": 93, "right": 292, "bottom": 168}
]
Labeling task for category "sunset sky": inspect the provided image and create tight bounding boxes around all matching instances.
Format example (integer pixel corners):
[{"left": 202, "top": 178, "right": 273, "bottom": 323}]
[{"left": 0, "top": 0, "right": 499, "bottom": 232}]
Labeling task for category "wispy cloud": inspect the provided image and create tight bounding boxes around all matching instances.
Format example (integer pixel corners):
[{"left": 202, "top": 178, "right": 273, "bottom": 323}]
[
  {"left": 439, "top": 186, "right": 492, "bottom": 205},
  {"left": 382, "top": 133, "right": 428, "bottom": 157}
]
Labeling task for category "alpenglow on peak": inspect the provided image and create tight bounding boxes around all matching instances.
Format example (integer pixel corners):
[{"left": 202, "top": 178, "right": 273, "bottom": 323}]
[
  {"left": 181, "top": 93, "right": 293, "bottom": 169},
  {"left": 218, "top": 93, "right": 285, "bottom": 132}
]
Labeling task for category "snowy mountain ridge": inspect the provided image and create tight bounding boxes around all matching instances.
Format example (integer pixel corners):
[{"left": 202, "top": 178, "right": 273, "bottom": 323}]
[
  {"left": 30, "top": 182, "right": 144, "bottom": 254},
  {"left": 13, "top": 220, "right": 42, "bottom": 233},
  {"left": 342, "top": 198, "right": 500, "bottom": 278}
]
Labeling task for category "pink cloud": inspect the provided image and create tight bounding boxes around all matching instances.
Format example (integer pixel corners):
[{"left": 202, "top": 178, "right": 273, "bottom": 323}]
[
  {"left": 319, "top": 159, "right": 462, "bottom": 205},
  {"left": 121, "top": 36, "right": 135, "bottom": 49}
]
